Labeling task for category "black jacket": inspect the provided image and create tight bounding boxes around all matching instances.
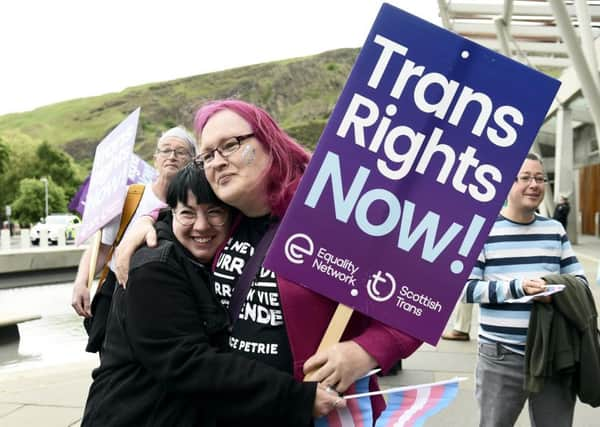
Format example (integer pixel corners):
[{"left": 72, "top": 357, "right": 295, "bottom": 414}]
[
  {"left": 82, "top": 215, "right": 316, "bottom": 426},
  {"left": 525, "top": 274, "right": 600, "bottom": 407}
]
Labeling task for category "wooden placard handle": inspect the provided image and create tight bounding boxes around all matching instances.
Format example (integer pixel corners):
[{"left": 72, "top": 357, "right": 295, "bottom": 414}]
[
  {"left": 304, "top": 303, "right": 354, "bottom": 381},
  {"left": 86, "top": 230, "right": 102, "bottom": 289}
]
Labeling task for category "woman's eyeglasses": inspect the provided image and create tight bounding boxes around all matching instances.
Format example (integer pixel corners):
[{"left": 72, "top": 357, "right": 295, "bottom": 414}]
[
  {"left": 172, "top": 207, "right": 228, "bottom": 227},
  {"left": 194, "top": 133, "right": 254, "bottom": 169},
  {"left": 156, "top": 148, "right": 191, "bottom": 158}
]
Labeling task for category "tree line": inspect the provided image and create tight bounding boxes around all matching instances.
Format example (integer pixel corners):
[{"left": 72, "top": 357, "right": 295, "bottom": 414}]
[{"left": 0, "top": 138, "right": 84, "bottom": 227}]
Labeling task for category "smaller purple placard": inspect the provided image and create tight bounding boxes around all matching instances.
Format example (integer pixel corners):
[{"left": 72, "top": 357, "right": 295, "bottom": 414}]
[
  {"left": 69, "top": 153, "right": 157, "bottom": 216},
  {"left": 76, "top": 108, "right": 140, "bottom": 245}
]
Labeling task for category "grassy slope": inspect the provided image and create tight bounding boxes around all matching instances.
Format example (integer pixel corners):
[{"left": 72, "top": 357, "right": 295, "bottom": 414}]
[
  {"left": 0, "top": 48, "right": 359, "bottom": 168},
  {"left": 0, "top": 48, "right": 560, "bottom": 172}
]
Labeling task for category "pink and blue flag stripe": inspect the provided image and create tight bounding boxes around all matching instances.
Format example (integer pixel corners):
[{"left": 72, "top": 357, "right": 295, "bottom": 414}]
[
  {"left": 315, "top": 377, "right": 460, "bottom": 427},
  {"left": 374, "top": 381, "right": 459, "bottom": 427},
  {"left": 315, "top": 375, "right": 373, "bottom": 427}
]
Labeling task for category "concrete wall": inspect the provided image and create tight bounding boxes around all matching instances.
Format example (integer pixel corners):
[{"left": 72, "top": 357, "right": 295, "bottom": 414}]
[
  {"left": 0, "top": 246, "right": 86, "bottom": 288},
  {"left": 0, "top": 246, "right": 85, "bottom": 274}
]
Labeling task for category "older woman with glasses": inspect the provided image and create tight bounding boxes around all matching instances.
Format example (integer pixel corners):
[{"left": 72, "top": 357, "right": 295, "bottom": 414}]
[
  {"left": 116, "top": 100, "right": 421, "bottom": 423},
  {"left": 82, "top": 165, "right": 340, "bottom": 427},
  {"left": 72, "top": 126, "right": 196, "bottom": 353}
]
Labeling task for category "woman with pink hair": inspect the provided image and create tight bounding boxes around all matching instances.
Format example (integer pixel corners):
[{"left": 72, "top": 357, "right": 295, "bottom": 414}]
[{"left": 116, "top": 99, "right": 422, "bottom": 422}]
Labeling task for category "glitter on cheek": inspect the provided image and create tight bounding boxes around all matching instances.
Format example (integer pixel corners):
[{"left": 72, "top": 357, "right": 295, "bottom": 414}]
[{"left": 241, "top": 145, "right": 256, "bottom": 165}]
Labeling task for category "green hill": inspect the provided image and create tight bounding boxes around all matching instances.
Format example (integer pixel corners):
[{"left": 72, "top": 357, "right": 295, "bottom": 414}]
[{"left": 0, "top": 48, "right": 359, "bottom": 166}]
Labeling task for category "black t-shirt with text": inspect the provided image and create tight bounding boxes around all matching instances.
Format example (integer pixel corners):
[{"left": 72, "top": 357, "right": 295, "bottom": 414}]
[{"left": 213, "top": 215, "right": 293, "bottom": 374}]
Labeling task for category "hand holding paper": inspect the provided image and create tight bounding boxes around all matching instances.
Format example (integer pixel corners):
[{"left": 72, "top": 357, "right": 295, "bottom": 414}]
[{"left": 506, "top": 284, "right": 566, "bottom": 303}]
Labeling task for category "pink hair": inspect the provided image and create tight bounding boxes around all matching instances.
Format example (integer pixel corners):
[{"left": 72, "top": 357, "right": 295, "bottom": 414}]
[{"left": 194, "top": 100, "right": 310, "bottom": 218}]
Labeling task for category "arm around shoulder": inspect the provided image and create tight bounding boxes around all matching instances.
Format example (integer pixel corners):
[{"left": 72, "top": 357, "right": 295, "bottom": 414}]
[{"left": 114, "top": 215, "right": 157, "bottom": 285}]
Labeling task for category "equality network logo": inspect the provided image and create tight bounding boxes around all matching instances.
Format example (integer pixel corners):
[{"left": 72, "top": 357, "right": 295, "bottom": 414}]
[{"left": 284, "top": 233, "right": 314, "bottom": 264}]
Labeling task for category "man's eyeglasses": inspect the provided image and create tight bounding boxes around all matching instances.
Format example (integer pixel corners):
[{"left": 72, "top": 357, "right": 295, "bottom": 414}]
[
  {"left": 515, "top": 175, "right": 548, "bottom": 185},
  {"left": 172, "top": 207, "right": 228, "bottom": 227},
  {"left": 194, "top": 133, "right": 254, "bottom": 170},
  {"left": 156, "top": 148, "right": 191, "bottom": 158}
]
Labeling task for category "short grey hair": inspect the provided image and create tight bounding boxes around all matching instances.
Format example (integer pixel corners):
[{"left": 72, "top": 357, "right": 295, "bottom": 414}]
[
  {"left": 526, "top": 152, "right": 543, "bottom": 165},
  {"left": 157, "top": 126, "right": 197, "bottom": 157}
]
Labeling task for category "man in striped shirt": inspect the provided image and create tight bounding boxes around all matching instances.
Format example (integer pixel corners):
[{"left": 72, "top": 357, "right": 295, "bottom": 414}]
[{"left": 463, "top": 153, "right": 588, "bottom": 427}]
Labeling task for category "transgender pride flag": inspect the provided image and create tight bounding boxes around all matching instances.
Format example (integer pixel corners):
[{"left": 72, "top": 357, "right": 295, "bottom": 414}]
[
  {"left": 315, "top": 377, "right": 463, "bottom": 427},
  {"left": 374, "top": 379, "right": 460, "bottom": 427}
]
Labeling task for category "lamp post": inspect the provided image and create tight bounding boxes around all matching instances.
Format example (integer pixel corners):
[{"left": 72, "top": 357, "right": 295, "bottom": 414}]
[{"left": 40, "top": 177, "right": 49, "bottom": 219}]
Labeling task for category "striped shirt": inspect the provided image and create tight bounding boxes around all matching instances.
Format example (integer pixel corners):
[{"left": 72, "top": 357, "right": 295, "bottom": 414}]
[{"left": 462, "top": 214, "right": 588, "bottom": 354}]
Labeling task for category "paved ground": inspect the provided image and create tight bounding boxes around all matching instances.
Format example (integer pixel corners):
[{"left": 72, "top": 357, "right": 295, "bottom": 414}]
[{"left": 0, "top": 236, "right": 598, "bottom": 426}]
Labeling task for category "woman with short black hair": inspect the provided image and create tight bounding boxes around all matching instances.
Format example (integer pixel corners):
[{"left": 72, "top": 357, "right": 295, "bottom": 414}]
[{"left": 82, "top": 165, "right": 339, "bottom": 426}]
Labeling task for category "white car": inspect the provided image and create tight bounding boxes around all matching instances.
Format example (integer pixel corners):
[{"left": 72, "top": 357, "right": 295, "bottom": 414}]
[{"left": 30, "top": 214, "right": 81, "bottom": 245}]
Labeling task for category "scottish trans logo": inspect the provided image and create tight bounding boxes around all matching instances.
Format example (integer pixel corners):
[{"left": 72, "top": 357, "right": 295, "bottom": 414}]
[{"left": 366, "top": 270, "right": 396, "bottom": 302}]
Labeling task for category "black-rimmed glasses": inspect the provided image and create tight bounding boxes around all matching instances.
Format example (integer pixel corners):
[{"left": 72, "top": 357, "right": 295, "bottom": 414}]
[{"left": 194, "top": 133, "right": 254, "bottom": 169}]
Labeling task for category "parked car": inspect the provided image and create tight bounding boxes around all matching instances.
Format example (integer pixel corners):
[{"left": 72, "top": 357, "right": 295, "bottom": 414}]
[{"left": 30, "top": 214, "right": 81, "bottom": 245}]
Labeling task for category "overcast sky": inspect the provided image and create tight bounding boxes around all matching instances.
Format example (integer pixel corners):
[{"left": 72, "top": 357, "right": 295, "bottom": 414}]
[{"left": 0, "top": 1, "right": 441, "bottom": 115}]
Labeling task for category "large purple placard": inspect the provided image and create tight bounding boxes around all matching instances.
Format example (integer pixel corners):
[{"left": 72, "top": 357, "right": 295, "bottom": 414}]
[
  {"left": 264, "top": 4, "right": 560, "bottom": 344},
  {"left": 76, "top": 108, "right": 140, "bottom": 245}
]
